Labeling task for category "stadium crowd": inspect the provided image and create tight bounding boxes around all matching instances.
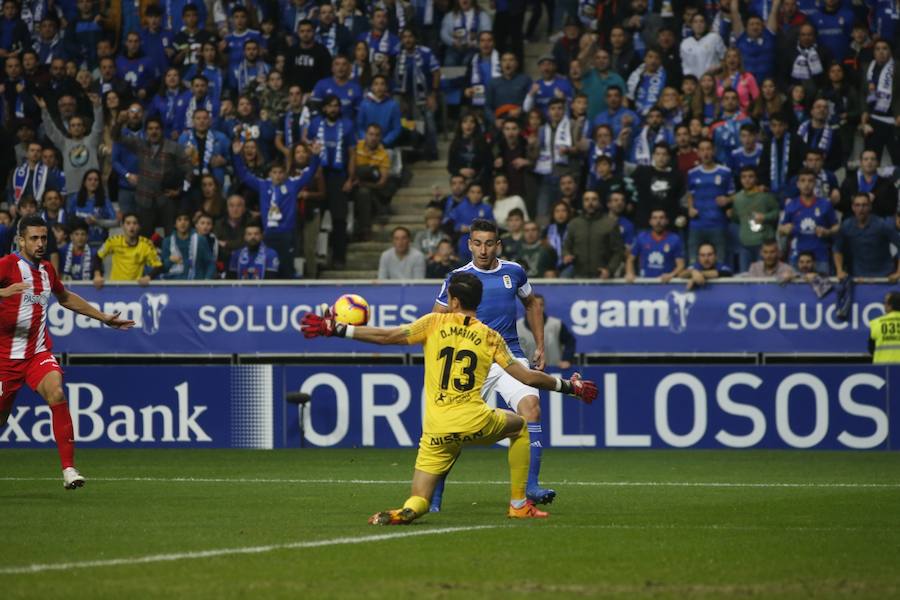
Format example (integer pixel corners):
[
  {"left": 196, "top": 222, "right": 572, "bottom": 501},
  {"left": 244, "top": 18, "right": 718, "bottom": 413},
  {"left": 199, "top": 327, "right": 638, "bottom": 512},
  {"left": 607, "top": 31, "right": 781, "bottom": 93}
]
[{"left": 0, "top": 0, "right": 896, "bottom": 283}]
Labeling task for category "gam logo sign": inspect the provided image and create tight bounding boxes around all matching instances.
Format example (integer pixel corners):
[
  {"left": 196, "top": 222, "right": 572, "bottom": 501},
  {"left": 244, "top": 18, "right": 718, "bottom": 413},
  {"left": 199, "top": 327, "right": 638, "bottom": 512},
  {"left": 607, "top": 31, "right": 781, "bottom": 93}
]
[
  {"left": 49, "top": 293, "right": 169, "bottom": 336},
  {"left": 570, "top": 291, "right": 697, "bottom": 335}
]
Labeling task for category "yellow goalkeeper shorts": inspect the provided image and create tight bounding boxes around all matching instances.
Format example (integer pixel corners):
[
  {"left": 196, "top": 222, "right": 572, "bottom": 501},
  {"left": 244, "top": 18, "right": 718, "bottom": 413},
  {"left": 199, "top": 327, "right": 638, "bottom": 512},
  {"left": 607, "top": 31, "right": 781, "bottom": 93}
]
[{"left": 414, "top": 409, "right": 511, "bottom": 475}]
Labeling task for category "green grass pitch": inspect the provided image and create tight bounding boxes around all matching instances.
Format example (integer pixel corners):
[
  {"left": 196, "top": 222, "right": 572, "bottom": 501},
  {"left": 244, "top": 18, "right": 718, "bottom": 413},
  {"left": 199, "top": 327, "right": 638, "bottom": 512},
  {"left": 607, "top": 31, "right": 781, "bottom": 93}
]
[{"left": 3, "top": 449, "right": 899, "bottom": 599}]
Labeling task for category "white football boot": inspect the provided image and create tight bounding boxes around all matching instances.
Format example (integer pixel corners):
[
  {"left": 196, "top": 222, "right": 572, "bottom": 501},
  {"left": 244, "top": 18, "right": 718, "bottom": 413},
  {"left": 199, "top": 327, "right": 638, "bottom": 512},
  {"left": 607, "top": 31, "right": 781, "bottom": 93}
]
[{"left": 63, "top": 467, "right": 85, "bottom": 490}]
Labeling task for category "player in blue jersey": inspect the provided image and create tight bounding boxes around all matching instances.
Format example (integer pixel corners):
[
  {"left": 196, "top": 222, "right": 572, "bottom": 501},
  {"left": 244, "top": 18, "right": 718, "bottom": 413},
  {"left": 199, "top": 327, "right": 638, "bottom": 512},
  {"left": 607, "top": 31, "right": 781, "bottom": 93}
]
[{"left": 429, "top": 218, "right": 553, "bottom": 511}]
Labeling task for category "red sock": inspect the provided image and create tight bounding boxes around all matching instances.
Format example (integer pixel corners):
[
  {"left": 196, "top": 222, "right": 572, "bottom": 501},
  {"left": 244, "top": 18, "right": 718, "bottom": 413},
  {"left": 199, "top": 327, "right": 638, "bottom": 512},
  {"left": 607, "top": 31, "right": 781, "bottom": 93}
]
[{"left": 50, "top": 403, "right": 75, "bottom": 470}]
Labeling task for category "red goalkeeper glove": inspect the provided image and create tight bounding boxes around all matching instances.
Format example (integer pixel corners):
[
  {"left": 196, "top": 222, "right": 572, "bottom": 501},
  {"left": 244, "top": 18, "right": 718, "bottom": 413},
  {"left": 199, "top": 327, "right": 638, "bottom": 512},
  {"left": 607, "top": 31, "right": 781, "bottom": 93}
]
[
  {"left": 559, "top": 373, "right": 598, "bottom": 404},
  {"left": 300, "top": 308, "right": 348, "bottom": 339}
]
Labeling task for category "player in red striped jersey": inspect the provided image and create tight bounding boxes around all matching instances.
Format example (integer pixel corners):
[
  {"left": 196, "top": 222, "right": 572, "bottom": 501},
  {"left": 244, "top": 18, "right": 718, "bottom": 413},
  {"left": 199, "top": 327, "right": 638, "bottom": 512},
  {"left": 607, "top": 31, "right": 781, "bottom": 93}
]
[{"left": 0, "top": 216, "right": 134, "bottom": 489}]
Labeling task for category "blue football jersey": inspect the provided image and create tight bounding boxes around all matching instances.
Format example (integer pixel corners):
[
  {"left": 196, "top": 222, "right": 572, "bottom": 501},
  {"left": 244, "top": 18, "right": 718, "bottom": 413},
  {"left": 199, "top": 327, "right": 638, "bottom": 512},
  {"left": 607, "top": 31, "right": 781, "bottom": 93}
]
[
  {"left": 435, "top": 260, "right": 532, "bottom": 358},
  {"left": 632, "top": 231, "right": 684, "bottom": 277}
]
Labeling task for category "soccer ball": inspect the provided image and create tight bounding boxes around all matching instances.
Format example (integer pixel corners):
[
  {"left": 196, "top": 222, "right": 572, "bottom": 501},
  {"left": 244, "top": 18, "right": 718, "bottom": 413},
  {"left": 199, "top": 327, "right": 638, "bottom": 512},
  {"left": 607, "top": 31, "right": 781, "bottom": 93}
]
[{"left": 332, "top": 294, "right": 369, "bottom": 326}]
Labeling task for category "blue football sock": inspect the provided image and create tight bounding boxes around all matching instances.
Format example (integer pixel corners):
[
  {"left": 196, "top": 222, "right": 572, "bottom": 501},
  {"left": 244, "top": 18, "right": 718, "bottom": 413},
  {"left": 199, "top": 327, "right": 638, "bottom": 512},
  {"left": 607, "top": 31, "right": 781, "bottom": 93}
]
[
  {"left": 430, "top": 473, "right": 446, "bottom": 511},
  {"left": 526, "top": 421, "right": 544, "bottom": 490}
]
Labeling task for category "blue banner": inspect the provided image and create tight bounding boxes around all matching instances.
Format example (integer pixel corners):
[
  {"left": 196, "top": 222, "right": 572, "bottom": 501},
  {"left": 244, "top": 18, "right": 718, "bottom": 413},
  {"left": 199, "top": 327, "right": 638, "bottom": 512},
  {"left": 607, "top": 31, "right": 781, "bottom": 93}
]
[
  {"left": 3, "top": 365, "right": 897, "bottom": 450},
  {"left": 51, "top": 282, "right": 896, "bottom": 355}
]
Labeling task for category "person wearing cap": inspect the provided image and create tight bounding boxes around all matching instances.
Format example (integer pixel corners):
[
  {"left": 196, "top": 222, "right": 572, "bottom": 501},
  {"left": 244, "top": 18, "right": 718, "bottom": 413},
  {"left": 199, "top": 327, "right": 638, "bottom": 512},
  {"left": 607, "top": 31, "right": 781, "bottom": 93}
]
[
  {"left": 485, "top": 52, "right": 532, "bottom": 127},
  {"left": 869, "top": 292, "right": 900, "bottom": 364},
  {"left": 523, "top": 54, "right": 574, "bottom": 116}
]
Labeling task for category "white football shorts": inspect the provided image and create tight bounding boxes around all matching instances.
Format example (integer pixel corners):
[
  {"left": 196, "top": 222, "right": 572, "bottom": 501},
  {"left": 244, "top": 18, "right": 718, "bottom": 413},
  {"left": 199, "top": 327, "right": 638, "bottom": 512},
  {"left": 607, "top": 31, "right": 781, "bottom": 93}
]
[{"left": 481, "top": 357, "right": 539, "bottom": 413}]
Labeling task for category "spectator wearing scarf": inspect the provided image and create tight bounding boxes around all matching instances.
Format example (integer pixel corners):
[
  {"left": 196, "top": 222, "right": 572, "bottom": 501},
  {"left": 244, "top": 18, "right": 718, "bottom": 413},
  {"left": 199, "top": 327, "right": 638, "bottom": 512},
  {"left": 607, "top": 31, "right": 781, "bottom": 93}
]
[
  {"left": 227, "top": 39, "right": 269, "bottom": 95},
  {"left": 59, "top": 219, "right": 98, "bottom": 281},
  {"left": 629, "top": 107, "right": 674, "bottom": 166},
  {"left": 161, "top": 212, "right": 216, "bottom": 280},
  {"left": 304, "top": 94, "right": 357, "bottom": 268},
  {"left": 464, "top": 31, "right": 500, "bottom": 107},
  {"left": 7, "top": 142, "right": 49, "bottom": 206},
  {"left": 781, "top": 24, "right": 833, "bottom": 90},
  {"left": 861, "top": 40, "right": 900, "bottom": 164},
  {"left": 394, "top": 27, "right": 440, "bottom": 160},
  {"left": 534, "top": 98, "right": 572, "bottom": 221},
  {"left": 439, "top": 0, "right": 492, "bottom": 66},
  {"left": 228, "top": 223, "right": 280, "bottom": 279},
  {"left": 626, "top": 49, "right": 666, "bottom": 116}
]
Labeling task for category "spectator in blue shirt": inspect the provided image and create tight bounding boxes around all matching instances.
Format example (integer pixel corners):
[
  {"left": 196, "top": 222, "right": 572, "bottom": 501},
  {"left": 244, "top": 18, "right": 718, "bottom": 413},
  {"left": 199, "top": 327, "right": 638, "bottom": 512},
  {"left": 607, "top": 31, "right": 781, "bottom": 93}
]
[
  {"left": 116, "top": 32, "right": 159, "bottom": 102},
  {"left": 140, "top": 4, "right": 175, "bottom": 75},
  {"left": 228, "top": 221, "right": 281, "bottom": 279},
  {"left": 834, "top": 193, "right": 900, "bottom": 280},
  {"left": 227, "top": 39, "right": 270, "bottom": 96},
  {"left": 356, "top": 75, "right": 401, "bottom": 147},
  {"left": 311, "top": 54, "right": 363, "bottom": 118},
  {"left": 591, "top": 86, "right": 640, "bottom": 140},
  {"left": 232, "top": 138, "right": 322, "bottom": 278},
  {"left": 779, "top": 168, "right": 839, "bottom": 274},
  {"left": 523, "top": 55, "right": 574, "bottom": 116},
  {"left": 730, "top": 0, "right": 779, "bottom": 84},
  {"left": 448, "top": 182, "right": 495, "bottom": 261},
  {"left": 66, "top": 169, "right": 117, "bottom": 247},
  {"left": 729, "top": 123, "right": 763, "bottom": 188},
  {"left": 111, "top": 102, "right": 145, "bottom": 215},
  {"left": 222, "top": 7, "right": 262, "bottom": 70},
  {"left": 684, "top": 241, "right": 734, "bottom": 290},
  {"left": 687, "top": 138, "right": 734, "bottom": 262},
  {"left": 809, "top": 0, "right": 855, "bottom": 61},
  {"left": 626, "top": 208, "right": 685, "bottom": 281},
  {"left": 394, "top": 27, "right": 441, "bottom": 160}
]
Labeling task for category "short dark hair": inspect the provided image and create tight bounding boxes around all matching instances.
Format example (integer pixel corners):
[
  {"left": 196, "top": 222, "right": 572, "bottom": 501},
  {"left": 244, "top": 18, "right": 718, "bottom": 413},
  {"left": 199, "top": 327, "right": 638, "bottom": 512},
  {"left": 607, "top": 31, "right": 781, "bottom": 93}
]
[
  {"left": 886, "top": 292, "right": 900, "bottom": 311},
  {"left": 448, "top": 272, "right": 483, "bottom": 311},
  {"left": 507, "top": 208, "right": 525, "bottom": 220},
  {"left": 69, "top": 218, "right": 89, "bottom": 234},
  {"left": 122, "top": 212, "right": 140, "bottom": 224},
  {"left": 739, "top": 165, "right": 758, "bottom": 176},
  {"left": 18, "top": 214, "right": 47, "bottom": 237},
  {"left": 392, "top": 226, "right": 411, "bottom": 238},
  {"left": 761, "top": 238, "right": 778, "bottom": 248},
  {"left": 697, "top": 242, "right": 716, "bottom": 255},
  {"left": 797, "top": 167, "right": 816, "bottom": 178},
  {"left": 548, "top": 97, "right": 566, "bottom": 109},
  {"left": 470, "top": 219, "right": 499, "bottom": 237}
]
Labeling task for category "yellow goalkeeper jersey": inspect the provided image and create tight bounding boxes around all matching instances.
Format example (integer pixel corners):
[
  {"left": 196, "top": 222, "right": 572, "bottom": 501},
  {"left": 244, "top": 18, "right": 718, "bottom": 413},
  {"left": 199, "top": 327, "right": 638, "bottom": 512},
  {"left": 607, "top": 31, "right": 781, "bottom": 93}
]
[
  {"left": 404, "top": 312, "right": 517, "bottom": 433},
  {"left": 97, "top": 235, "right": 162, "bottom": 281}
]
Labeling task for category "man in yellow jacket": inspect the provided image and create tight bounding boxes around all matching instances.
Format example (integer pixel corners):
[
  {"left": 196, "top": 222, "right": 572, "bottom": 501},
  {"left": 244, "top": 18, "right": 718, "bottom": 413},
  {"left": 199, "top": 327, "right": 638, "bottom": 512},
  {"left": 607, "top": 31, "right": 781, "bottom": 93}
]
[{"left": 869, "top": 292, "right": 900, "bottom": 363}]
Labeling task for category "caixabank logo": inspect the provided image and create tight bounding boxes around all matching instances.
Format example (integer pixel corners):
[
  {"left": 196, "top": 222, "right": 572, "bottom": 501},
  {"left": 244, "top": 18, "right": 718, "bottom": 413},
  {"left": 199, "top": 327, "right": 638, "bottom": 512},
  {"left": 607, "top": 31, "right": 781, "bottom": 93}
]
[
  {"left": 48, "top": 293, "right": 169, "bottom": 336},
  {"left": 570, "top": 291, "right": 697, "bottom": 335}
]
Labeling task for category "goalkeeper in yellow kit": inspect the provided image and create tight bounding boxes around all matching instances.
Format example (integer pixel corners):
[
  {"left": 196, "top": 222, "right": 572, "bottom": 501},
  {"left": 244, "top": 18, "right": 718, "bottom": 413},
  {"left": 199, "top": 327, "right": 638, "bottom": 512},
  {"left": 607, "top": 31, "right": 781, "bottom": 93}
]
[{"left": 301, "top": 273, "right": 598, "bottom": 524}]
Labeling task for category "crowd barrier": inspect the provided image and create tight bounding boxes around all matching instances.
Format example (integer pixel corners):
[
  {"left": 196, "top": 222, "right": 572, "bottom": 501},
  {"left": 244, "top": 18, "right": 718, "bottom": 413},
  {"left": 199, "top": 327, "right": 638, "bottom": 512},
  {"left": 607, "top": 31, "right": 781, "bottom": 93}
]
[
  {"left": 55, "top": 280, "right": 896, "bottom": 355},
  {"left": 3, "top": 365, "right": 897, "bottom": 450}
]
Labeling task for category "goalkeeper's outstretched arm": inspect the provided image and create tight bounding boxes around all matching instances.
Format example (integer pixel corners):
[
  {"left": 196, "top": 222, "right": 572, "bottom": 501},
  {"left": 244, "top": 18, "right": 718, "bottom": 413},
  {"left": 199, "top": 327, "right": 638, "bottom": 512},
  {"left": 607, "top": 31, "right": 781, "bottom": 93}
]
[
  {"left": 503, "top": 361, "right": 598, "bottom": 403},
  {"left": 300, "top": 311, "right": 411, "bottom": 345}
]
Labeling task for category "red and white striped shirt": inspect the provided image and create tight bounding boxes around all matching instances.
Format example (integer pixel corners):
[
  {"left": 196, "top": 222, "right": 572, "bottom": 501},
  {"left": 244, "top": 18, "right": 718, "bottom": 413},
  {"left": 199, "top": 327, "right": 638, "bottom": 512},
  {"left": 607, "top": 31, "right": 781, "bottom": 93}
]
[{"left": 0, "top": 253, "right": 65, "bottom": 360}]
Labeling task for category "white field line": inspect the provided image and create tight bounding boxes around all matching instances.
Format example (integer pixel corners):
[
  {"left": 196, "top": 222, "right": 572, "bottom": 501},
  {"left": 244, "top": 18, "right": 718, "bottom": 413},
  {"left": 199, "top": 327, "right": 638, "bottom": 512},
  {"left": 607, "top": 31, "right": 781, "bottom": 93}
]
[
  {"left": 0, "top": 525, "right": 499, "bottom": 575},
  {"left": 2, "top": 476, "right": 899, "bottom": 488}
]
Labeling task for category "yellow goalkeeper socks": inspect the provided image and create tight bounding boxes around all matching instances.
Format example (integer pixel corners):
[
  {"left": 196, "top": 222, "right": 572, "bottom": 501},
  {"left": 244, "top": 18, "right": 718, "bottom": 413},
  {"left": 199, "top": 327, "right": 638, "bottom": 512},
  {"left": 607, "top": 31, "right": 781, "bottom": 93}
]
[
  {"left": 403, "top": 495, "right": 430, "bottom": 517},
  {"left": 508, "top": 421, "right": 529, "bottom": 502}
]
